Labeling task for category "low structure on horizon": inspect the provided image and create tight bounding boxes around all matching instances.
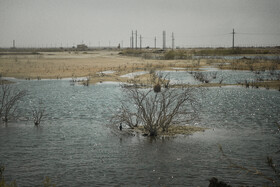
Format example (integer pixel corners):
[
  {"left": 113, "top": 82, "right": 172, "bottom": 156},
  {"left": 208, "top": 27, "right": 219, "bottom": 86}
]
[{"left": 76, "top": 44, "right": 88, "bottom": 50}]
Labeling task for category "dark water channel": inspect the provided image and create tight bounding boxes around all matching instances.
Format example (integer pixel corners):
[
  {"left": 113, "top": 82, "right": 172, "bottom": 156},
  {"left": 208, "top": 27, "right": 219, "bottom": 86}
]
[{"left": 0, "top": 71, "right": 280, "bottom": 186}]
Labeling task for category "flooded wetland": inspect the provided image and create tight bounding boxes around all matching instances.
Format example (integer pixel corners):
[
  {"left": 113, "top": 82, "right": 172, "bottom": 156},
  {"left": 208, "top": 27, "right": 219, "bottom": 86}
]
[{"left": 0, "top": 48, "right": 280, "bottom": 186}]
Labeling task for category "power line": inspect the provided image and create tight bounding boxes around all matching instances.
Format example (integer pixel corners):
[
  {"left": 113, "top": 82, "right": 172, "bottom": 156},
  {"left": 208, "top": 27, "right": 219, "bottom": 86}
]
[
  {"left": 236, "top": 32, "right": 280, "bottom": 35},
  {"left": 175, "top": 33, "right": 229, "bottom": 38}
]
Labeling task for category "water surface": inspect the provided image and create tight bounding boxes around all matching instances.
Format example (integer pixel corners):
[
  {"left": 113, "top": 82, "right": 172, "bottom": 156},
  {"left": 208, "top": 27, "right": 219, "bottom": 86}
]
[{"left": 0, "top": 78, "right": 279, "bottom": 186}]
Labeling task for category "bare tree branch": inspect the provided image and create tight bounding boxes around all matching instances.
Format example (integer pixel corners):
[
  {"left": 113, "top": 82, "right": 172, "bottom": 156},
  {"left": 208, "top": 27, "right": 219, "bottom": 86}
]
[
  {"left": 33, "top": 108, "right": 45, "bottom": 126},
  {"left": 112, "top": 86, "right": 198, "bottom": 136},
  {"left": 0, "top": 84, "right": 27, "bottom": 123}
]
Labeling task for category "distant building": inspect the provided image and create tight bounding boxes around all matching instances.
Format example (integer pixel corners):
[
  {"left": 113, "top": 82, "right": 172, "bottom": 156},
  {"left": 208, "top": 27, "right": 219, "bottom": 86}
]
[{"left": 77, "top": 44, "right": 88, "bottom": 50}]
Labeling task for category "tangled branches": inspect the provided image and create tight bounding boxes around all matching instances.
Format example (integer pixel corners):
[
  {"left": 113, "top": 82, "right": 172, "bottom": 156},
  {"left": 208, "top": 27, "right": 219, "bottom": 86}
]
[{"left": 112, "top": 87, "right": 198, "bottom": 136}]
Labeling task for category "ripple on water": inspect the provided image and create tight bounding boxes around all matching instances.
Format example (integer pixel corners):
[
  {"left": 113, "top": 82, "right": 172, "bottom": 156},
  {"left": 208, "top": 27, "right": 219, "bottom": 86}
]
[{"left": 0, "top": 79, "right": 279, "bottom": 186}]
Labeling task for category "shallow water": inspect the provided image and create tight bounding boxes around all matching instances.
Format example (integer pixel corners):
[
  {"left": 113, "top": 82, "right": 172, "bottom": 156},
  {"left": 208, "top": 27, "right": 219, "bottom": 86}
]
[
  {"left": 0, "top": 78, "right": 279, "bottom": 186},
  {"left": 120, "top": 71, "right": 148, "bottom": 78}
]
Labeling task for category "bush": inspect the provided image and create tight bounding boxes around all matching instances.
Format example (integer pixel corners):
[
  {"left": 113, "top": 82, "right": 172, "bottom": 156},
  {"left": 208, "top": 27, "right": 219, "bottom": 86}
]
[
  {"left": 153, "top": 84, "right": 161, "bottom": 93},
  {"left": 112, "top": 87, "right": 197, "bottom": 136},
  {"left": 164, "top": 51, "right": 176, "bottom": 60}
]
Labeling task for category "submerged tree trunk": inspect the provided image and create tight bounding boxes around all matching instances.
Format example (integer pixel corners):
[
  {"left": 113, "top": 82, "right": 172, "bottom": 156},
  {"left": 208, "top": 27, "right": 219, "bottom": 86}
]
[{"left": 149, "top": 129, "right": 158, "bottom": 137}]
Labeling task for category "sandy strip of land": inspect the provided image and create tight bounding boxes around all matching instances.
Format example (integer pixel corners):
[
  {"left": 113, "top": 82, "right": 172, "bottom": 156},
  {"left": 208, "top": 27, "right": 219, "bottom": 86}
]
[{"left": 0, "top": 49, "right": 279, "bottom": 89}]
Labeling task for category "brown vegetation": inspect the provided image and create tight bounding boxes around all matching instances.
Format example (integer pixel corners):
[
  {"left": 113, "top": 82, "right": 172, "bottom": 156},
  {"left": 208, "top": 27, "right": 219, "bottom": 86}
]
[{"left": 0, "top": 48, "right": 279, "bottom": 89}]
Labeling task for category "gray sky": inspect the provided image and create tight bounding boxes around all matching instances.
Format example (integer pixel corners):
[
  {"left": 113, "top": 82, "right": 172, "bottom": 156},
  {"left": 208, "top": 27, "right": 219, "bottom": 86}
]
[{"left": 1, "top": 0, "right": 280, "bottom": 48}]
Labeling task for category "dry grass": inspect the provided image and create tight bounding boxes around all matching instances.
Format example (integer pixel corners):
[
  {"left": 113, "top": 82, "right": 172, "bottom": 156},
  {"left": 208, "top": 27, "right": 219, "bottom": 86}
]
[
  {"left": 255, "top": 81, "right": 280, "bottom": 90},
  {"left": 240, "top": 80, "right": 280, "bottom": 90},
  {"left": 0, "top": 50, "right": 206, "bottom": 84},
  {"left": 1, "top": 49, "right": 279, "bottom": 89},
  {"left": 217, "top": 59, "right": 280, "bottom": 71},
  {"left": 0, "top": 51, "right": 137, "bottom": 79},
  {"left": 0, "top": 50, "right": 199, "bottom": 80}
]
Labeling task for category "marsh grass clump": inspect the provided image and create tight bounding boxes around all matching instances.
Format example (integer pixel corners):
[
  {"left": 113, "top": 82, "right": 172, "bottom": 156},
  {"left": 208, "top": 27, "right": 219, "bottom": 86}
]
[
  {"left": 163, "top": 50, "right": 192, "bottom": 60},
  {"left": 0, "top": 165, "right": 17, "bottom": 187},
  {"left": 219, "top": 57, "right": 280, "bottom": 71},
  {"left": 239, "top": 79, "right": 280, "bottom": 90},
  {"left": 192, "top": 72, "right": 211, "bottom": 83},
  {"left": 120, "top": 49, "right": 145, "bottom": 57},
  {"left": 164, "top": 50, "right": 176, "bottom": 60},
  {"left": 135, "top": 125, "right": 205, "bottom": 137}
]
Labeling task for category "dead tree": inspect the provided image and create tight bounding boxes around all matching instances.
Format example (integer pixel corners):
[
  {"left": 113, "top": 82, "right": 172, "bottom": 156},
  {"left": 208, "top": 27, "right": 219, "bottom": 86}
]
[
  {"left": 112, "top": 87, "right": 198, "bottom": 136},
  {"left": 32, "top": 107, "right": 45, "bottom": 126},
  {"left": 83, "top": 76, "right": 90, "bottom": 86},
  {"left": 0, "top": 84, "right": 27, "bottom": 123}
]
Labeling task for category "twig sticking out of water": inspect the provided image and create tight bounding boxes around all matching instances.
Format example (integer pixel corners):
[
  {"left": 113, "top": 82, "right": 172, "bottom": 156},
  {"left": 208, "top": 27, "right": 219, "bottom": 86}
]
[{"left": 218, "top": 144, "right": 279, "bottom": 185}]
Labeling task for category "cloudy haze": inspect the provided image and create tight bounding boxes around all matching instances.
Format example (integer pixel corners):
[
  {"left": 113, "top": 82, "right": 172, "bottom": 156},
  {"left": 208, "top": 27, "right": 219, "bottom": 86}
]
[{"left": 0, "top": 0, "right": 280, "bottom": 48}]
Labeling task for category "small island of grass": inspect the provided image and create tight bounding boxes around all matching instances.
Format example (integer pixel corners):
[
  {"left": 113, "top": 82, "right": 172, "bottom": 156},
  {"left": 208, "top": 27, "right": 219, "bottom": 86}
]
[{"left": 133, "top": 125, "right": 207, "bottom": 137}]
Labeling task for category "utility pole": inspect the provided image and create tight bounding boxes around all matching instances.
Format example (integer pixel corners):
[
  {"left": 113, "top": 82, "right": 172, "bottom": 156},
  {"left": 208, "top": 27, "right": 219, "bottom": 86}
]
[
  {"left": 154, "top": 37, "right": 156, "bottom": 49},
  {"left": 131, "top": 31, "right": 134, "bottom": 49},
  {"left": 13, "top": 40, "right": 15, "bottom": 48},
  {"left": 163, "top": 30, "right": 166, "bottom": 49},
  {"left": 172, "top": 32, "right": 175, "bottom": 50},
  {"left": 140, "top": 35, "right": 142, "bottom": 49},
  {"left": 135, "top": 30, "right": 137, "bottom": 49},
  {"left": 232, "top": 28, "right": 235, "bottom": 49}
]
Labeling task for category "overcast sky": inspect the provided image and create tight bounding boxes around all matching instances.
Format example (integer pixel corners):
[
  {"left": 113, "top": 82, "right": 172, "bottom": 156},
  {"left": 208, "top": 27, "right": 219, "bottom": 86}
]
[{"left": 1, "top": 0, "right": 280, "bottom": 48}]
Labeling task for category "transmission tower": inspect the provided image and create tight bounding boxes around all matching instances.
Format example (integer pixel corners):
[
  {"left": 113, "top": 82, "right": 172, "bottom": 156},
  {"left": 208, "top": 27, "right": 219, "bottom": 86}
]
[
  {"left": 232, "top": 28, "right": 235, "bottom": 49},
  {"left": 140, "top": 35, "right": 142, "bottom": 49},
  {"left": 163, "top": 31, "right": 166, "bottom": 49},
  {"left": 172, "top": 32, "right": 175, "bottom": 50},
  {"left": 135, "top": 30, "right": 137, "bottom": 49},
  {"left": 131, "top": 31, "right": 134, "bottom": 49}
]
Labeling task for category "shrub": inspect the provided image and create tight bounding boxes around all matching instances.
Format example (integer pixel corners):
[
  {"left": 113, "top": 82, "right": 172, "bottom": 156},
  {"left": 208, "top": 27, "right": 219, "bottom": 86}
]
[
  {"left": 164, "top": 51, "right": 176, "bottom": 60},
  {"left": 112, "top": 87, "right": 197, "bottom": 136}
]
